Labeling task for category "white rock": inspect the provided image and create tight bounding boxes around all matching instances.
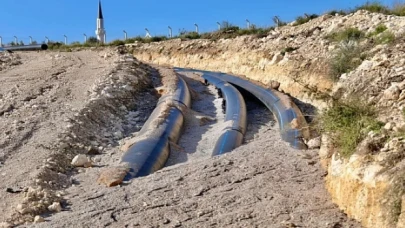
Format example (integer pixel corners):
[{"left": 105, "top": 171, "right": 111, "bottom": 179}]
[
  {"left": 48, "top": 202, "right": 62, "bottom": 212},
  {"left": 34, "top": 215, "right": 45, "bottom": 223},
  {"left": 383, "top": 85, "right": 400, "bottom": 100},
  {"left": 71, "top": 154, "right": 90, "bottom": 167},
  {"left": 307, "top": 137, "right": 321, "bottom": 149},
  {"left": 384, "top": 122, "right": 394, "bottom": 131}
]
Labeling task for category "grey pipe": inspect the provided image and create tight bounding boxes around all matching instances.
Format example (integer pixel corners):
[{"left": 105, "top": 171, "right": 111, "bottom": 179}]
[
  {"left": 120, "top": 76, "right": 191, "bottom": 178},
  {"left": 3, "top": 44, "right": 48, "bottom": 51},
  {"left": 175, "top": 67, "right": 309, "bottom": 150},
  {"left": 202, "top": 74, "right": 247, "bottom": 156}
]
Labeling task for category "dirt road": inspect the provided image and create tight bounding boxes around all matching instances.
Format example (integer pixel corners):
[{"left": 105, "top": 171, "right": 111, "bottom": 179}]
[{"left": 0, "top": 50, "right": 117, "bottom": 222}]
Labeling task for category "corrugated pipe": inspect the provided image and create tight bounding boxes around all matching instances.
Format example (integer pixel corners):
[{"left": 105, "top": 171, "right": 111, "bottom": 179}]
[
  {"left": 201, "top": 74, "right": 247, "bottom": 156},
  {"left": 3, "top": 44, "right": 48, "bottom": 51},
  {"left": 175, "top": 68, "right": 310, "bottom": 150},
  {"left": 120, "top": 76, "right": 191, "bottom": 178}
]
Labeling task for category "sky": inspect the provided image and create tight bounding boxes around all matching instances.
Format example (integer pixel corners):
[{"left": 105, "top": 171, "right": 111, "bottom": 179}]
[{"left": 0, "top": 0, "right": 395, "bottom": 45}]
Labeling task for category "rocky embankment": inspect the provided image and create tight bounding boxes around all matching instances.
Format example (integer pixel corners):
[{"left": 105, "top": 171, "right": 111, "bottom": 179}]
[{"left": 130, "top": 10, "right": 405, "bottom": 227}]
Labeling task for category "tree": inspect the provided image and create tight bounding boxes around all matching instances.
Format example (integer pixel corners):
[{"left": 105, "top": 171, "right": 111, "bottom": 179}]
[{"left": 19, "top": 41, "right": 24, "bottom": 46}]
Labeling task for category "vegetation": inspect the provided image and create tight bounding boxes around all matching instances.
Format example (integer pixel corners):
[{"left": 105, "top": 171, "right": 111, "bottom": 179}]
[
  {"left": 281, "top": 46, "right": 298, "bottom": 56},
  {"left": 327, "top": 9, "right": 349, "bottom": 16},
  {"left": 294, "top": 14, "right": 319, "bottom": 26},
  {"left": 326, "top": 27, "right": 365, "bottom": 42},
  {"left": 317, "top": 99, "right": 383, "bottom": 157},
  {"left": 329, "top": 40, "right": 365, "bottom": 80},
  {"left": 356, "top": 1, "right": 390, "bottom": 14},
  {"left": 355, "top": 1, "right": 405, "bottom": 16}
]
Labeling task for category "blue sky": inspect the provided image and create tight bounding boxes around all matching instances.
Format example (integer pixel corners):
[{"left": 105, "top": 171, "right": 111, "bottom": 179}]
[{"left": 0, "top": 0, "right": 394, "bottom": 44}]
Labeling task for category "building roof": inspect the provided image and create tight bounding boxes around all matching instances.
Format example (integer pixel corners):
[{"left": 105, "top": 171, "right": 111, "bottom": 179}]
[{"left": 98, "top": 0, "right": 103, "bottom": 19}]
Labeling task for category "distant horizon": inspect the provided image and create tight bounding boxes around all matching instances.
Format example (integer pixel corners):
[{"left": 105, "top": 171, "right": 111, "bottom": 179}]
[{"left": 0, "top": 0, "right": 395, "bottom": 45}]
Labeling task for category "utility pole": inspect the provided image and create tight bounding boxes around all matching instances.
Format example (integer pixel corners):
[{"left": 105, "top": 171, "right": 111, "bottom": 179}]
[
  {"left": 217, "top": 22, "right": 221, "bottom": 30},
  {"left": 246, "top": 19, "right": 250, "bottom": 29},
  {"left": 274, "top": 16, "right": 281, "bottom": 27},
  {"left": 168, "top": 26, "right": 172, "bottom": 38},
  {"left": 84, "top": 33, "right": 87, "bottom": 43},
  {"left": 45, "top": 36, "right": 49, "bottom": 44},
  {"left": 29, "top": 36, "right": 33, "bottom": 44},
  {"left": 123, "top": 30, "right": 127, "bottom": 40},
  {"left": 104, "top": 33, "right": 107, "bottom": 43},
  {"left": 14, "top": 36, "right": 18, "bottom": 45},
  {"left": 64, "top": 35, "right": 67, "bottom": 45},
  {"left": 0, "top": 36, "right": 2, "bottom": 47},
  {"left": 194, "top": 23, "right": 199, "bottom": 34}
]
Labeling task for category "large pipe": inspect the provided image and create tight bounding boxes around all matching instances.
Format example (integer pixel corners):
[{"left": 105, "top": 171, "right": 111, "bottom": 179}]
[
  {"left": 175, "top": 68, "right": 309, "bottom": 150},
  {"left": 201, "top": 74, "right": 247, "bottom": 156},
  {"left": 3, "top": 44, "right": 48, "bottom": 51},
  {"left": 120, "top": 76, "right": 191, "bottom": 178}
]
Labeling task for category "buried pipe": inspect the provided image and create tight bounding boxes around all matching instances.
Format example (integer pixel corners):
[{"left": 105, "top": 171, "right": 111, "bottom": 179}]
[
  {"left": 202, "top": 74, "right": 247, "bottom": 156},
  {"left": 120, "top": 76, "right": 191, "bottom": 178},
  {"left": 175, "top": 67, "right": 309, "bottom": 150},
  {"left": 3, "top": 44, "right": 48, "bottom": 51}
]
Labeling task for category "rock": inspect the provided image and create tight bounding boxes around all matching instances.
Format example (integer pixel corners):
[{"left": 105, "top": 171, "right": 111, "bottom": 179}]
[
  {"left": 0, "top": 222, "right": 12, "bottom": 228},
  {"left": 71, "top": 154, "right": 91, "bottom": 167},
  {"left": 270, "top": 53, "right": 284, "bottom": 65},
  {"left": 319, "top": 134, "right": 334, "bottom": 169},
  {"left": 34, "top": 215, "right": 45, "bottom": 223},
  {"left": 48, "top": 202, "right": 62, "bottom": 212},
  {"left": 383, "top": 85, "right": 400, "bottom": 100},
  {"left": 384, "top": 122, "right": 394, "bottom": 131},
  {"left": 269, "top": 80, "right": 280, "bottom": 90},
  {"left": 97, "top": 166, "right": 129, "bottom": 187},
  {"left": 307, "top": 137, "right": 321, "bottom": 149}
]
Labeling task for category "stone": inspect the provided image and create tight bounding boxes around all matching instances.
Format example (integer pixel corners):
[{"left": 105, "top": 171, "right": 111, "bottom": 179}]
[
  {"left": 269, "top": 53, "right": 283, "bottom": 65},
  {"left": 34, "top": 215, "right": 45, "bottom": 223},
  {"left": 383, "top": 85, "right": 400, "bottom": 100},
  {"left": 269, "top": 80, "right": 280, "bottom": 90},
  {"left": 97, "top": 166, "right": 129, "bottom": 187},
  {"left": 319, "top": 134, "right": 334, "bottom": 169},
  {"left": 384, "top": 122, "right": 394, "bottom": 131},
  {"left": 0, "top": 222, "right": 12, "bottom": 228},
  {"left": 307, "top": 137, "right": 321, "bottom": 149},
  {"left": 71, "top": 154, "right": 91, "bottom": 167},
  {"left": 48, "top": 202, "right": 62, "bottom": 212}
]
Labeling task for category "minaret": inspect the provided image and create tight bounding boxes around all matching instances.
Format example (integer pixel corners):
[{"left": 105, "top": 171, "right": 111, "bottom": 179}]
[{"left": 95, "top": 0, "right": 106, "bottom": 44}]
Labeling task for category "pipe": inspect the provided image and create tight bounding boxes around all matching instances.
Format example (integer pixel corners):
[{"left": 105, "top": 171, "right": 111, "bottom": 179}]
[
  {"left": 120, "top": 76, "right": 191, "bottom": 178},
  {"left": 175, "top": 67, "right": 309, "bottom": 150},
  {"left": 202, "top": 74, "right": 247, "bottom": 156},
  {"left": 3, "top": 44, "right": 48, "bottom": 51}
]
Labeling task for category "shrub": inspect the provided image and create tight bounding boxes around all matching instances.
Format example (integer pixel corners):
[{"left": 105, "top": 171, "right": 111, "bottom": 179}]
[
  {"left": 327, "top": 9, "right": 349, "bottom": 16},
  {"left": 181, "top": 32, "right": 201, "bottom": 40},
  {"left": 318, "top": 99, "right": 383, "bottom": 157},
  {"left": 294, "top": 14, "right": 319, "bottom": 26},
  {"left": 329, "top": 40, "right": 363, "bottom": 80},
  {"left": 326, "top": 27, "right": 365, "bottom": 42},
  {"left": 375, "top": 31, "right": 396, "bottom": 44},
  {"left": 392, "top": 1, "right": 405, "bottom": 16},
  {"left": 281, "top": 47, "right": 298, "bottom": 55},
  {"left": 109, "top": 39, "right": 125, "bottom": 46},
  {"left": 356, "top": 1, "right": 390, "bottom": 14}
]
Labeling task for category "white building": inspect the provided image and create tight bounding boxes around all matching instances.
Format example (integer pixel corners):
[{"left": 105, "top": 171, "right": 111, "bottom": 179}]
[{"left": 95, "top": 0, "right": 106, "bottom": 43}]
